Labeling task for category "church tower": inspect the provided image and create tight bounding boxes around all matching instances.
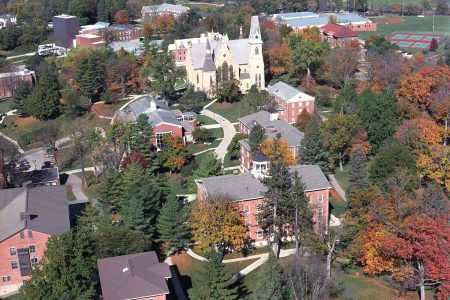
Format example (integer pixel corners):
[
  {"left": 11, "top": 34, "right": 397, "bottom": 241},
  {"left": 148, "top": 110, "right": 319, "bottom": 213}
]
[{"left": 248, "top": 16, "right": 265, "bottom": 90}]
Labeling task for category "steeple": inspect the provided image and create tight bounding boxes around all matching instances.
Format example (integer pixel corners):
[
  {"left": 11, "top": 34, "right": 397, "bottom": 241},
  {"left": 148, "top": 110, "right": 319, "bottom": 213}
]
[
  {"left": 206, "top": 39, "right": 211, "bottom": 55},
  {"left": 249, "top": 16, "right": 262, "bottom": 44}
]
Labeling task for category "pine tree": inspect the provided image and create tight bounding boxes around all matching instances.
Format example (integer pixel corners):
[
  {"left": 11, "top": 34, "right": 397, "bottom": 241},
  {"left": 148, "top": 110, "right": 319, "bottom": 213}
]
[
  {"left": 189, "top": 251, "right": 238, "bottom": 300},
  {"left": 13, "top": 80, "right": 31, "bottom": 115},
  {"left": 130, "top": 114, "right": 155, "bottom": 164},
  {"left": 299, "top": 115, "right": 328, "bottom": 172},
  {"left": 156, "top": 194, "right": 191, "bottom": 254},
  {"left": 333, "top": 84, "right": 358, "bottom": 115},
  {"left": 98, "top": 171, "right": 126, "bottom": 211},
  {"left": 120, "top": 183, "right": 149, "bottom": 234},
  {"left": 251, "top": 254, "right": 288, "bottom": 300},
  {"left": 248, "top": 124, "right": 266, "bottom": 154},
  {"left": 347, "top": 146, "right": 368, "bottom": 194},
  {"left": 96, "top": 0, "right": 109, "bottom": 22},
  {"left": 189, "top": 153, "right": 222, "bottom": 192}
]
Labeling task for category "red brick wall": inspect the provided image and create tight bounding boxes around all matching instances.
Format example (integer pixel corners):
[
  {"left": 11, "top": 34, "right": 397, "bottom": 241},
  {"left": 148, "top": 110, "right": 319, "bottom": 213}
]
[
  {"left": 239, "top": 144, "right": 251, "bottom": 172},
  {"left": 0, "top": 73, "right": 35, "bottom": 97},
  {"left": 75, "top": 35, "right": 104, "bottom": 49},
  {"left": 172, "top": 48, "right": 187, "bottom": 63},
  {"left": 274, "top": 97, "right": 314, "bottom": 125},
  {"left": 347, "top": 22, "right": 377, "bottom": 31},
  {"left": 152, "top": 124, "right": 183, "bottom": 146},
  {"left": 0, "top": 229, "right": 50, "bottom": 287}
]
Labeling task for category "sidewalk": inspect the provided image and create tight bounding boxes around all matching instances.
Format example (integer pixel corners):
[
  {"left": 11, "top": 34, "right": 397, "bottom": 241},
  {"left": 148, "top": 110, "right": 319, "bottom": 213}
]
[{"left": 328, "top": 173, "right": 346, "bottom": 201}]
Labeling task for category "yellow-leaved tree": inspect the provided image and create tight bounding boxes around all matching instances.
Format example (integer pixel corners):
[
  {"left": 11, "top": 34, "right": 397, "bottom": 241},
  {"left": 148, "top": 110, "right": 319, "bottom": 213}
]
[
  {"left": 261, "top": 137, "right": 296, "bottom": 166},
  {"left": 189, "top": 197, "right": 248, "bottom": 253}
]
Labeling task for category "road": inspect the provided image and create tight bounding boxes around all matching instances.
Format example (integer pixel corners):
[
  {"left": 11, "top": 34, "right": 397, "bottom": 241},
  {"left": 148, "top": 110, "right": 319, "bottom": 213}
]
[{"left": 22, "top": 136, "right": 72, "bottom": 170}]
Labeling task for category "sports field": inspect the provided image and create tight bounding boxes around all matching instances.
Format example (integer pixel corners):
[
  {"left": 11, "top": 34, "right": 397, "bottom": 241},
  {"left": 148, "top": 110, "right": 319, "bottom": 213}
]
[
  {"left": 359, "top": 16, "right": 450, "bottom": 40},
  {"left": 386, "top": 32, "right": 446, "bottom": 50}
]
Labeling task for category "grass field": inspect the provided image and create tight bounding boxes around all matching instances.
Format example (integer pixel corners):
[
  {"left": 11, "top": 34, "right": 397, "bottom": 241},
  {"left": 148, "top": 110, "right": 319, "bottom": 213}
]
[
  {"left": 366, "top": 0, "right": 421, "bottom": 8},
  {"left": 196, "top": 114, "right": 217, "bottom": 125},
  {"left": 359, "top": 16, "right": 450, "bottom": 40},
  {"left": 0, "top": 98, "right": 13, "bottom": 114},
  {"left": 209, "top": 102, "right": 252, "bottom": 123},
  {"left": 334, "top": 165, "right": 349, "bottom": 192}
]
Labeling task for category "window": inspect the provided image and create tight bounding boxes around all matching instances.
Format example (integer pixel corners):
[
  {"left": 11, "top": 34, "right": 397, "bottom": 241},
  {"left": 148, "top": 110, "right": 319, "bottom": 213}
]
[
  {"left": 2, "top": 276, "right": 11, "bottom": 282},
  {"left": 156, "top": 132, "right": 172, "bottom": 149},
  {"left": 244, "top": 220, "right": 250, "bottom": 227},
  {"left": 318, "top": 194, "right": 323, "bottom": 203},
  {"left": 244, "top": 205, "right": 250, "bottom": 214},
  {"left": 31, "top": 257, "right": 38, "bottom": 267},
  {"left": 11, "top": 260, "right": 18, "bottom": 269},
  {"left": 256, "top": 204, "right": 263, "bottom": 213},
  {"left": 10, "top": 248, "right": 16, "bottom": 256},
  {"left": 257, "top": 231, "right": 264, "bottom": 238},
  {"left": 29, "top": 245, "right": 35, "bottom": 253},
  {"left": 19, "top": 231, "right": 24, "bottom": 239},
  {"left": 255, "top": 47, "right": 259, "bottom": 55},
  {"left": 318, "top": 207, "right": 323, "bottom": 218},
  {"left": 196, "top": 73, "right": 199, "bottom": 84},
  {"left": 27, "top": 230, "right": 33, "bottom": 238}
]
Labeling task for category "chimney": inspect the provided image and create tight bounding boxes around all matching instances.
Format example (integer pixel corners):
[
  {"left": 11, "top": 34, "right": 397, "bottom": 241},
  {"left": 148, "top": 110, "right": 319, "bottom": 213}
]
[
  {"left": 20, "top": 212, "right": 31, "bottom": 221},
  {"left": 269, "top": 112, "right": 278, "bottom": 121}
]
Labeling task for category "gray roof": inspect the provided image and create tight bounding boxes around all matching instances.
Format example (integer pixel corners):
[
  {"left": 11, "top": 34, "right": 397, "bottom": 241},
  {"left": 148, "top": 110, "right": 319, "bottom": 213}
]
[
  {"left": 109, "top": 39, "right": 144, "bottom": 55},
  {"left": 110, "top": 24, "right": 135, "bottom": 31},
  {"left": 276, "top": 12, "right": 319, "bottom": 19},
  {"left": 267, "top": 81, "right": 302, "bottom": 102},
  {"left": 285, "top": 13, "right": 372, "bottom": 28},
  {"left": 148, "top": 110, "right": 182, "bottom": 127},
  {"left": 0, "top": 186, "right": 70, "bottom": 242},
  {"left": 98, "top": 251, "right": 171, "bottom": 300},
  {"left": 239, "top": 111, "right": 304, "bottom": 147},
  {"left": 9, "top": 168, "right": 59, "bottom": 187},
  {"left": 203, "top": 54, "right": 216, "bottom": 72},
  {"left": 142, "top": 3, "right": 189, "bottom": 14},
  {"left": 197, "top": 165, "right": 331, "bottom": 201},
  {"left": 180, "top": 120, "right": 195, "bottom": 132}
]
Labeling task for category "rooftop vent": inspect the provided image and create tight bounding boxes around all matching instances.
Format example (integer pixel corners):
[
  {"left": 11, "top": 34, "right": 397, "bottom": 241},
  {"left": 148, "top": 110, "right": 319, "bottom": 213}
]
[
  {"left": 265, "top": 126, "right": 277, "bottom": 133},
  {"left": 122, "top": 267, "right": 129, "bottom": 273}
]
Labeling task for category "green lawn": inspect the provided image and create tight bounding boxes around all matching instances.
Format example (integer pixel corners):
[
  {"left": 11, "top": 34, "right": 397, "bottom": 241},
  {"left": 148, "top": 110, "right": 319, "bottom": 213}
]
[
  {"left": 210, "top": 127, "right": 224, "bottom": 139},
  {"left": 334, "top": 165, "right": 349, "bottom": 192},
  {"left": 359, "top": 16, "right": 450, "bottom": 40},
  {"left": 196, "top": 114, "right": 217, "bottom": 125},
  {"left": 367, "top": 0, "right": 421, "bottom": 9},
  {"left": 0, "top": 98, "right": 14, "bottom": 113},
  {"left": 330, "top": 197, "right": 347, "bottom": 217},
  {"left": 223, "top": 152, "right": 240, "bottom": 168},
  {"left": 186, "top": 139, "right": 220, "bottom": 154},
  {"left": 209, "top": 102, "right": 251, "bottom": 123}
]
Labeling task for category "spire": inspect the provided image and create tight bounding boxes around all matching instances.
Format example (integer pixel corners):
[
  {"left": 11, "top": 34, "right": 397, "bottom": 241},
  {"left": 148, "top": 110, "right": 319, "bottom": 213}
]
[
  {"left": 249, "top": 16, "right": 262, "bottom": 44},
  {"left": 206, "top": 39, "right": 211, "bottom": 55},
  {"left": 239, "top": 25, "right": 243, "bottom": 39}
]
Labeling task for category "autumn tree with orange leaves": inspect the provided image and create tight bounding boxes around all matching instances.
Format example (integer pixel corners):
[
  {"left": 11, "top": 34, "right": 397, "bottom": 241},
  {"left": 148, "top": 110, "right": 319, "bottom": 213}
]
[
  {"left": 265, "top": 44, "right": 291, "bottom": 77},
  {"left": 261, "top": 136, "right": 297, "bottom": 166},
  {"left": 159, "top": 135, "right": 190, "bottom": 173},
  {"left": 114, "top": 10, "right": 132, "bottom": 24}
]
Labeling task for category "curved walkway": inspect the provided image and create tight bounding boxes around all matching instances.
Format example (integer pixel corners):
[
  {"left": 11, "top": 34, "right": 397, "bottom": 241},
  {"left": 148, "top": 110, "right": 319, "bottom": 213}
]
[
  {"left": 200, "top": 108, "right": 236, "bottom": 162},
  {"left": 328, "top": 174, "right": 346, "bottom": 201}
]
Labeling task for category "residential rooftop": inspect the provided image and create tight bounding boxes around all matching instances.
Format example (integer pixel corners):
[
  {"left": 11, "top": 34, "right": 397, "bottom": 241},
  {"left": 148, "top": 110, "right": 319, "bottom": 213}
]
[{"left": 267, "top": 81, "right": 314, "bottom": 103}]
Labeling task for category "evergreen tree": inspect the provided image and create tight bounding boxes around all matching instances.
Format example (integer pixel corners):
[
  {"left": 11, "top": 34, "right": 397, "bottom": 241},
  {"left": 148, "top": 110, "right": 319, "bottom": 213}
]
[
  {"left": 333, "top": 84, "right": 358, "bottom": 115},
  {"left": 259, "top": 134, "right": 292, "bottom": 257},
  {"left": 248, "top": 124, "right": 266, "bottom": 154},
  {"left": 347, "top": 146, "right": 368, "bottom": 194},
  {"left": 130, "top": 114, "right": 155, "bottom": 163},
  {"left": 27, "top": 62, "right": 61, "bottom": 120},
  {"left": 64, "top": 90, "right": 81, "bottom": 119},
  {"left": 98, "top": 171, "right": 126, "bottom": 211},
  {"left": 189, "top": 251, "right": 238, "bottom": 300},
  {"left": 120, "top": 183, "right": 149, "bottom": 233},
  {"left": 156, "top": 194, "right": 192, "bottom": 254},
  {"left": 251, "top": 254, "right": 288, "bottom": 300},
  {"left": 227, "top": 133, "right": 248, "bottom": 160},
  {"left": 96, "top": 0, "right": 109, "bottom": 22},
  {"left": 299, "top": 115, "right": 328, "bottom": 172},
  {"left": 74, "top": 56, "right": 104, "bottom": 104},
  {"left": 178, "top": 86, "right": 206, "bottom": 112},
  {"left": 13, "top": 81, "right": 31, "bottom": 115},
  {"left": 189, "top": 153, "right": 222, "bottom": 192}
]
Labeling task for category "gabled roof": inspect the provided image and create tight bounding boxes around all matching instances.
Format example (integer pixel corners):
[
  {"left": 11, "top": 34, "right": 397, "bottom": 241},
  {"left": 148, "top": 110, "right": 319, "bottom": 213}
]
[
  {"left": 0, "top": 186, "right": 70, "bottom": 242},
  {"left": 321, "top": 23, "right": 358, "bottom": 38},
  {"left": 110, "top": 24, "right": 135, "bottom": 31},
  {"left": 98, "top": 251, "right": 171, "bottom": 300},
  {"left": 196, "top": 165, "right": 332, "bottom": 201},
  {"left": 267, "top": 81, "right": 314, "bottom": 103},
  {"left": 142, "top": 3, "right": 189, "bottom": 14}
]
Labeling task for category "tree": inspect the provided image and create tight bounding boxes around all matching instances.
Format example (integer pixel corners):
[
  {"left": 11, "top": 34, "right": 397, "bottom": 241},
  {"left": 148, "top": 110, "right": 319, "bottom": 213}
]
[
  {"left": 38, "top": 120, "right": 61, "bottom": 166},
  {"left": 189, "top": 197, "right": 247, "bottom": 253},
  {"left": 193, "top": 127, "right": 214, "bottom": 143},
  {"left": 419, "top": 183, "right": 449, "bottom": 219},
  {"left": 130, "top": 114, "right": 155, "bottom": 164},
  {"left": 13, "top": 80, "right": 31, "bottom": 115},
  {"left": 19, "top": 228, "right": 97, "bottom": 299},
  {"left": 98, "top": 171, "right": 126, "bottom": 210},
  {"left": 189, "top": 153, "right": 222, "bottom": 192},
  {"left": 178, "top": 87, "right": 206, "bottom": 112},
  {"left": 106, "top": 56, "right": 134, "bottom": 100},
  {"left": 394, "top": 118, "right": 443, "bottom": 153},
  {"left": 120, "top": 182, "right": 149, "bottom": 233},
  {"left": 299, "top": 115, "right": 328, "bottom": 172},
  {"left": 327, "top": 41, "right": 360, "bottom": 87},
  {"left": 369, "top": 144, "right": 416, "bottom": 186},
  {"left": 189, "top": 251, "right": 238, "bottom": 300},
  {"left": 347, "top": 146, "right": 368, "bottom": 194},
  {"left": 227, "top": 133, "right": 248, "bottom": 160},
  {"left": 114, "top": 9, "right": 132, "bottom": 24},
  {"left": 379, "top": 215, "right": 450, "bottom": 300},
  {"left": 295, "top": 109, "right": 311, "bottom": 132},
  {"left": 364, "top": 35, "right": 398, "bottom": 56},
  {"left": 251, "top": 254, "right": 288, "bottom": 300},
  {"left": 240, "top": 85, "right": 272, "bottom": 113},
  {"left": 333, "top": 84, "right": 358, "bottom": 115},
  {"left": 63, "top": 90, "right": 82, "bottom": 119},
  {"left": 430, "top": 38, "right": 438, "bottom": 51},
  {"left": 261, "top": 136, "right": 296, "bottom": 166},
  {"left": 143, "top": 51, "right": 178, "bottom": 98},
  {"left": 321, "top": 114, "right": 361, "bottom": 170},
  {"left": 265, "top": 44, "right": 291, "bottom": 76},
  {"left": 248, "top": 124, "right": 266, "bottom": 154},
  {"left": 216, "top": 79, "right": 242, "bottom": 103},
  {"left": 416, "top": 144, "right": 449, "bottom": 192},
  {"left": 159, "top": 135, "right": 190, "bottom": 172},
  {"left": 157, "top": 194, "right": 192, "bottom": 254},
  {"left": 356, "top": 90, "right": 399, "bottom": 151},
  {"left": 27, "top": 63, "right": 61, "bottom": 120},
  {"left": 74, "top": 55, "right": 105, "bottom": 105}
]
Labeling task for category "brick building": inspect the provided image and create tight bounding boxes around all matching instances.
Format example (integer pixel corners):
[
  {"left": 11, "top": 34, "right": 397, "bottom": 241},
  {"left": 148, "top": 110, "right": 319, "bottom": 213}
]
[
  {"left": 0, "top": 69, "right": 35, "bottom": 98},
  {"left": 320, "top": 23, "right": 359, "bottom": 47},
  {"left": 109, "top": 24, "right": 139, "bottom": 41},
  {"left": 53, "top": 14, "right": 80, "bottom": 48},
  {"left": 196, "top": 164, "right": 332, "bottom": 245},
  {"left": 267, "top": 81, "right": 315, "bottom": 124},
  {"left": 98, "top": 251, "right": 172, "bottom": 300},
  {"left": 0, "top": 186, "right": 70, "bottom": 295},
  {"left": 141, "top": 3, "right": 189, "bottom": 20},
  {"left": 238, "top": 111, "right": 304, "bottom": 172}
]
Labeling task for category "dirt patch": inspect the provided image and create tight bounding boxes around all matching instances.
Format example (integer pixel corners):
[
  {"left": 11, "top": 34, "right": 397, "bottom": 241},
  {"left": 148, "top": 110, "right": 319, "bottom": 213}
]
[
  {"left": 14, "top": 116, "right": 40, "bottom": 128},
  {"left": 91, "top": 101, "right": 124, "bottom": 118},
  {"left": 377, "top": 17, "right": 404, "bottom": 25}
]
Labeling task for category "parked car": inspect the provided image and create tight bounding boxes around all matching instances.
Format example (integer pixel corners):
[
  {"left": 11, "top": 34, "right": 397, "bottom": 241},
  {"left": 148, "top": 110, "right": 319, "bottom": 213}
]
[{"left": 41, "top": 161, "right": 55, "bottom": 169}]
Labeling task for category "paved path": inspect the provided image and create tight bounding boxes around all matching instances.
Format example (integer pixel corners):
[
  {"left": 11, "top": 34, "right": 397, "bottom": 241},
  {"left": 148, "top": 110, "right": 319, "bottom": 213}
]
[
  {"left": 6, "top": 52, "right": 35, "bottom": 60},
  {"left": 66, "top": 173, "right": 89, "bottom": 201},
  {"left": 328, "top": 173, "right": 346, "bottom": 201},
  {"left": 200, "top": 124, "right": 222, "bottom": 129},
  {"left": 193, "top": 148, "right": 216, "bottom": 156},
  {"left": 200, "top": 109, "right": 236, "bottom": 162},
  {"left": 0, "top": 131, "right": 24, "bottom": 153}
]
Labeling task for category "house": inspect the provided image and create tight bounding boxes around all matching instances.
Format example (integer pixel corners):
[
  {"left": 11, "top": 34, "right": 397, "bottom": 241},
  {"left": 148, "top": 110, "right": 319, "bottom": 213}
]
[
  {"left": 0, "top": 13, "right": 16, "bottom": 29},
  {"left": 184, "top": 16, "right": 265, "bottom": 96},
  {"left": 238, "top": 111, "right": 303, "bottom": 172},
  {"left": 97, "top": 251, "right": 172, "bottom": 300},
  {"left": 273, "top": 12, "right": 376, "bottom": 32},
  {"left": 0, "top": 69, "right": 35, "bottom": 98},
  {"left": 320, "top": 23, "right": 359, "bottom": 47},
  {"left": 113, "top": 96, "right": 198, "bottom": 146},
  {"left": 267, "top": 81, "right": 315, "bottom": 124},
  {"left": 9, "top": 167, "right": 60, "bottom": 188},
  {"left": 196, "top": 164, "right": 332, "bottom": 244},
  {"left": 0, "top": 186, "right": 70, "bottom": 295},
  {"left": 141, "top": 3, "right": 189, "bottom": 20},
  {"left": 52, "top": 14, "right": 80, "bottom": 48},
  {"left": 109, "top": 24, "right": 139, "bottom": 41}
]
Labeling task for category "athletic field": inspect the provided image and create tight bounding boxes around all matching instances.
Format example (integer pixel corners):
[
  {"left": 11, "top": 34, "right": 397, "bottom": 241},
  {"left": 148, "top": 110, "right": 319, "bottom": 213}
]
[{"left": 386, "top": 32, "right": 446, "bottom": 50}]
